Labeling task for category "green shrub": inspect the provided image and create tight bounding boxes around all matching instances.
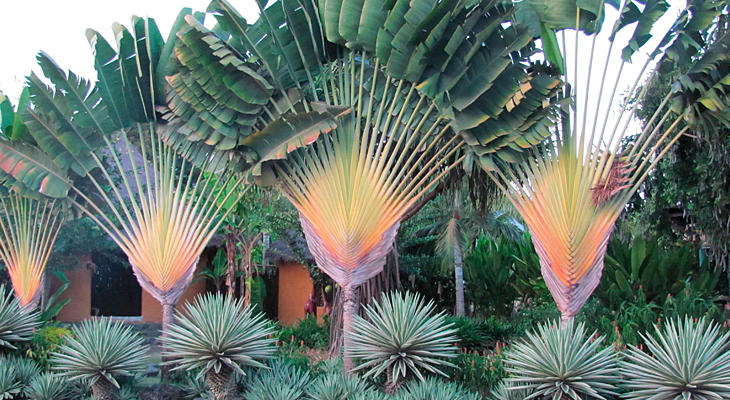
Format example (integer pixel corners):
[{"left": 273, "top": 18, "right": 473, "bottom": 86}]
[
  {"left": 394, "top": 377, "right": 479, "bottom": 400},
  {"left": 445, "top": 317, "right": 518, "bottom": 353},
  {"left": 447, "top": 353, "right": 507, "bottom": 397},
  {"left": 21, "top": 324, "right": 72, "bottom": 369},
  {"left": 276, "top": 315, "right": 330, "bottom": 349}
]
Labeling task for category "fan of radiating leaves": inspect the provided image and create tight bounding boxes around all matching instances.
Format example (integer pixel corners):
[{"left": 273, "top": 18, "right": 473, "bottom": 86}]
[
  {"left": 484, "top": 0, "right": 730, "bottom": 320},
  {"left": 0, "top": 193, "right": 64, "bottom": 306}
]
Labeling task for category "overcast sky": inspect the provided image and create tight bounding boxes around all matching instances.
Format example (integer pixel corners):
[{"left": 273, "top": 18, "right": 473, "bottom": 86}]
[{"left": 0, "top": 0, "right": 684, "bottom": 145}]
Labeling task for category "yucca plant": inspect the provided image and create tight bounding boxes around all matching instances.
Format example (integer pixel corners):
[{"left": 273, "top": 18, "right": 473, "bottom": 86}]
[
  {"left": 484, "top": 0, "right": 730, "bottom": 321},
  {"left": 505, "top": 320, "right": 619, "bottom": 400},
  {"left": 622, "top": 317, "right": 730, "bottom": 400},
  {"left": 25, "top": 372, "right": 68, "bottom": 400},
  {"left": 161, "top": 293, "right": 275, "bottom": 400},
  {"left": 161, "top": 0, "right": 564, "bottom": 371},
  {"left": 393, "top": 377, "right": 480, "bottom": 400},
  {"left": 0, "top": 284, "right": 41, "bottom": 349},
  {"left": 0, "top": 363, "right": 21, "bottom": 400},
  {"left": 347, "top": 291, "right": 458, "bottom": 392},
  {"left": 51, "top": 318, "right": 149, "bottom": 400}
]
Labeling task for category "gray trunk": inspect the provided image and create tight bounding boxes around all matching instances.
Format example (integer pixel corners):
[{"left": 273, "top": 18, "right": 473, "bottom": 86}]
[
  {"left": 91, "top": 376, "right": 117, "bottom": 400},
  {"left": 342, "top": 284, "right": 359, "bottom": 373},
  {"left": 454, "top": 243, "right": 465, "bottom": 316},
  {"left": 160, "top": 303, "right": 176, "bottom": 380}
]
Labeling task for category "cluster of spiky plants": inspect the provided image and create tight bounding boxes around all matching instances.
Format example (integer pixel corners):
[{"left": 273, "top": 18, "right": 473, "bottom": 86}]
[
  {"left": 243, "top": 361, "right": 312, "bottom": 400},
  {"left": 51, "top": 318, "right": 149, "bottom": 400},
  {"left": 504, "top": 320, "right": 619, "bottom": 400},
  {"left": 348, "top": 291, "right": 458, "bottom": 391},
  {"left": 25, "top": 372, "right": 68, "bottom": 400},
  {"left": 489, "top": 381, "right": 533, "bottom": 400},
  {"left": 1, "top": 355, "right": 42, "bottom": 397},
  {"left": 622, "top": 317, "right": 730, "bottom": 400},
  {"left": 161, "top": 293, "right": 275, "bottom": 400},
  {"left": 306, "top": 372, "right": 376, "bottom": 400},
  {"left": 392, "top": 378, "right": 480, "bottom": 400},
  {"left": 0, "top": 284, "right": 40, "bottom": 349},
  {"left": 0, "top": 363, "right": 22, "bottom": 400}
]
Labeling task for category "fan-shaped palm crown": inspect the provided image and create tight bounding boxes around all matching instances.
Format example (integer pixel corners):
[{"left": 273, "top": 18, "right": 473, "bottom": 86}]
[
  {"left": 51, "top": 318, "right": 149, "bottom": 400},
  {"left": 0, "top": 285, "right": 41, "bottom": 350},
  {"left": 348, "top": 291, "right": 459, "bottom": 386},
  {"left": 505, "top": 320, "right": 619, "bottom": 400},
  {"left": 485, "top": 0, "right": 730, "bottom": 321},
  {"left": 622, "top": 317, "right": 730, "bottom": 400},
  {"left": 160, "top": 0, "right": 564, "bottom": 371}
]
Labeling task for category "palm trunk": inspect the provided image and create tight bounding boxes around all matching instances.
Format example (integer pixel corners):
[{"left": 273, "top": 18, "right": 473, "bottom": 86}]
[
  {"left": 454, "top": 243, "right": 465, "bottom": 316},
  {"left": 207, "top": 365, "right": 239, "bottom": 400},
  {"left": 161, "top": 303, "right": 176, "bottom": 379},
  {"left": 342, "top": 284, "right": 359, "bottom": 373},
  {"left": 91, "top": 376, "right": 117, "bottom": 400},
  {"left": 226, "top": 231, "right": 237, "bottom": 297}
]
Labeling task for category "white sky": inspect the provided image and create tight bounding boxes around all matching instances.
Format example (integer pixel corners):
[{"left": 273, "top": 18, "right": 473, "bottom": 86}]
[
  {"left": 0, "top": 0, "right": 258, "bottom": 103},
  {"left": 0, "top": 0, "right": 684, "bottom": 144}
]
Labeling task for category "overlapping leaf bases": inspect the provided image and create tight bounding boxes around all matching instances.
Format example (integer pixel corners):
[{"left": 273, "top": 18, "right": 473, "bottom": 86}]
[{"left": 159, "top": 0, "right": 564, "bottom": 174}]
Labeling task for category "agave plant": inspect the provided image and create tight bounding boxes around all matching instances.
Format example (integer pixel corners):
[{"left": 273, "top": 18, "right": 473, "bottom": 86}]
[
  {"left": 51, "top": 318, "right": 149, "bottom": 400},
  {"left": 306, "top": 372, "right": 376, "bottom": 400},
  {"left": 484, "top": 0, "right": 730, "bottom": 321},
  {"left": 347, "top": 291, "right": 458, "bottom": 392},
  {"left": 25, "top": 372, "right": 68, "bottom": 400},
  {"left": 0, "top": 363, "right": 21, "bottom": 400},
  {"left": 162, "top": 0, "right": 564, "bottom": 371},
  {"left": 505, "top": 320, "right": 619, "bottom": 400},
  {"left": 489, "top": 381, "right": 534, "bottom": 400},
  {"left": 0, "top": 284, "right": 41, "bottom": 349},
  {"left": 6, "top": 356, "right": 42, "bottom": 395},
  {"left": 393, "top": 377, "right": 480, "bottom": 400},
  {"left": 622, "top": 317, "right": 730, "bottom": 400},
  {"left": 161, "top": 293, "right": 275, "bottom": 400},
  {"left": 244, "top": 362, "right": 312, "bottom": 400}
]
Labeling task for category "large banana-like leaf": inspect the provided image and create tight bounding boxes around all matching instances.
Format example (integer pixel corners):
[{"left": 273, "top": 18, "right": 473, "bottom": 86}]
[
  {"left": 486, "top": 0, "right": 730, "bottom": 320},
  {"left": 0, "top": 138, "right": 70, "bottom": 198}
]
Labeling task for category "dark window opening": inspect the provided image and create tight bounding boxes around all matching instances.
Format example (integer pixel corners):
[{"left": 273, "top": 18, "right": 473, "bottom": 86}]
[{"left": 90, "top": 251, "right": 141, "bottom": 317}]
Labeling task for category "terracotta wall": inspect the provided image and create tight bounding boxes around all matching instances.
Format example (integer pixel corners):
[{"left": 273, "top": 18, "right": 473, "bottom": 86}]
[
  {"left": 52, "top": 254, "right": 92, "bottom": 322},
  {"left": 141, "top": 277, "right": 207, "bottom": 323},
  {"left": 141, "top": 252, "right": 209, "bottom": 323},
  {"left": 277, "top": 261, "right": 314, "bottom": 326}
]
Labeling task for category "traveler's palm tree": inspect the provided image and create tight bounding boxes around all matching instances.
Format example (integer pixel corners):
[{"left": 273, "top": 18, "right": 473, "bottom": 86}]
[
  {"left": 162, "top": 0, "right": 564, "bottom": 370},
  {"left": 485, "top": 0, "right": 730, "bottom": 321},
  {"left": 0, "top": 93, "right": 65, "bottom": 306},
  {"left": 0, "top": 12, "right": 278, "bottom": 334}
]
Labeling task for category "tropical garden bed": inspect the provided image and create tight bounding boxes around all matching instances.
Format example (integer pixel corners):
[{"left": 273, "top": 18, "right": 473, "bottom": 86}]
[{"left": 1, "top": 0, "right": 730, "bottom": 399}]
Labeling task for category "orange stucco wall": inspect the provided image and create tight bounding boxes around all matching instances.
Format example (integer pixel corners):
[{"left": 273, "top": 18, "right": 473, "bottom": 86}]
[
  {"left": 52, "top": 255, "right": 92, "bottom": 322},
  {"left": 141, "top": 277, "right": 207, "bottom": 323},
  {"left": 277, "top": 261, "right": 314, "bottom": 326}
]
